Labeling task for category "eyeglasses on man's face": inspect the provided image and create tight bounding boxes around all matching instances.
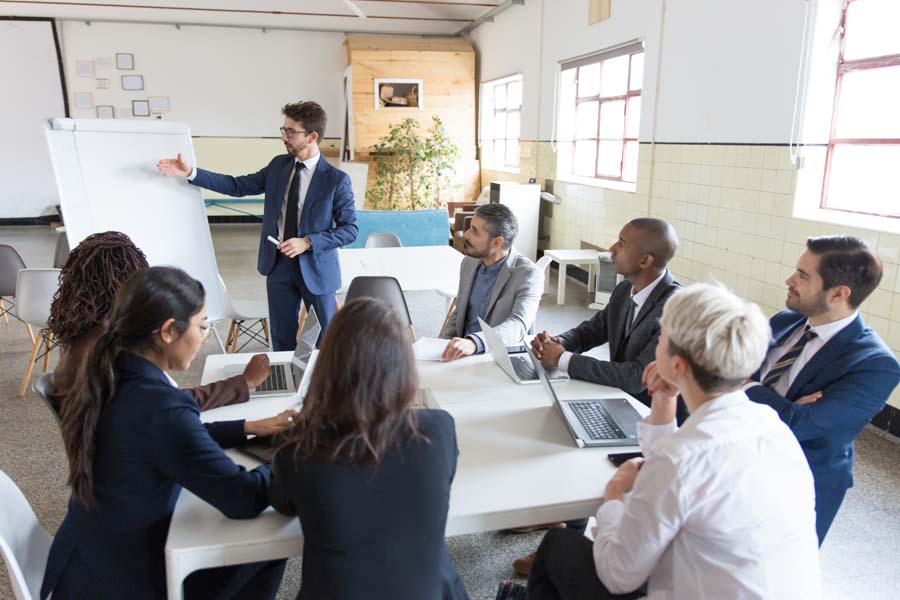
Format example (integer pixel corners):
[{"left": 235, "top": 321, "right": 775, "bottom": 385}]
[{"left": 280, "top": 127, "right": 309, "bottom": 140}]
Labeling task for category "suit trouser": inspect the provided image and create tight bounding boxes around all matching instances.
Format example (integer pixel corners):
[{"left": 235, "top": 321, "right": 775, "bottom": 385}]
[
  {"left": 528, "top": 528, "right": 646, "bottom": 600},
  {"left": 815, "top": 481, "right": 847, "bottom": 545},
  {"left": 266, "top": 253, "right": 338, "bottom": 352}
]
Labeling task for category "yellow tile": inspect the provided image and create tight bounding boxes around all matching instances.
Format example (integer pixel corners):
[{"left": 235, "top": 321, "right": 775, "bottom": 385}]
[
  {"left": 888, "top": 320, "right": 900, "bottom": 352},
  {"left": 879, "top": 262, "right": 897, "bottom": 292},
  {"left": 877, "top": 234, "right": 900, "bottom": 264},
  {"left": 866, "top": 289, "right": 893, "bottom": 319},
  {"left": 891, "top": 293, "right": 900, "bottom": 322}
]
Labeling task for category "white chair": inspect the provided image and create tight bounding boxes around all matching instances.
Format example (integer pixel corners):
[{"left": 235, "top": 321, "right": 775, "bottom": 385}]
[
  {"left": 218, "top": 275, "right": 270, "bottom": 353},
  {"left": 364, "top": 232, "right": 403, "bottom": 248},
  {"left": 436, "top": 255, "right": 554, "bottom": 333},
  {"left": 0, "top": 244, "right": 26, "bottom": 326},
  {"left": 0, "top": 469, "right": 53, "bottom": 600},
  {"left": 16, "top": 269, "right": 61, "bottom": 396}
]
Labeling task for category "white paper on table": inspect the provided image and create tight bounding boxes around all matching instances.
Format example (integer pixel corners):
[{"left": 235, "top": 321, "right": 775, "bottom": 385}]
[{"left": 413, "top": 337, "right": 448, "bottom": 361}]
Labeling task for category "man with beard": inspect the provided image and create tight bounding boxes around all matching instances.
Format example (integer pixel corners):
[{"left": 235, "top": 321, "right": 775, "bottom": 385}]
[
  {"left": 746, "top": 235, "right": 900, "bottom": 545},
  {"left": 157, "top": 101, "right": 357, "bottom": 350},
  {"left": 439, "top": 203, "right": 543, "bottom": 361}
]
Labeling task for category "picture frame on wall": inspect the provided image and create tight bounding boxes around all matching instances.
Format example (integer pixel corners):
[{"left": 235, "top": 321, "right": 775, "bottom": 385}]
[
  {"left": 148, "top": 96, "right": 170, "bottom": 112},
  {"left": 121, "top": 75, "right": 144, "bottom": 91},
  {"left": 76, "top": 60, "right": 94, "bottom": 78},
  {"left": 96, "top": 105, "right": 115, "bottom": 119},
  {"left": 74, "top": 92, "right": 93, "bottom": 109},
  {"left": 94, "top": 78, "right": 110, "bottom": 89},
  {"left": 116, "top": 53, "right": 134, "bottom": 70},
  {"left": 131, "top": 100, "right": 150, "bottom": 117}
]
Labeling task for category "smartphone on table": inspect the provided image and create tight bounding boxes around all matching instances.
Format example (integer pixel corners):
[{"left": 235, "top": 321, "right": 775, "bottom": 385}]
[{"left": 607, "top": 451, "right": 643, "bottom": 467}]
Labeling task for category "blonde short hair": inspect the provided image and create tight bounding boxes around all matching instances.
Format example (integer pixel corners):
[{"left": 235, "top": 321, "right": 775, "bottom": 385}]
[{"left": 660, "top": 282, "right": 770, "bottom": 392}]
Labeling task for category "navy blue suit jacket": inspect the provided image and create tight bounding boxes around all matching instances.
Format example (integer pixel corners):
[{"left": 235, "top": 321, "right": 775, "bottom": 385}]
[
  {"left": 41, "top": 353, "right": 272, "bottom": 600},
  {"left": 191, "top": 155, "right": 358, "bottom": 295},
  {"left": 747, "top": 311, "right": 900, "bottom": 494}
]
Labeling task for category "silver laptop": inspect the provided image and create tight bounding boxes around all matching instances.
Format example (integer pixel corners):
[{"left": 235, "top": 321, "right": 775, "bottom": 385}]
[
  {"left": 529, "top": 348, "right": 640, "bottom": 448},
  {"left": 223, "top": 307, "right": 321, "bottom": 398},
  {"left": 478, "top": 317, "right": 569, "bottom": 384}
]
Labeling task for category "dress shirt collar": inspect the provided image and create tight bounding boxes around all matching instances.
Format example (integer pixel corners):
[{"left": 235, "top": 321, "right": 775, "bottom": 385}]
[
  {"left": 163, "top": 371, "right": 179, "bottom": 389},
  {"left": 479, "top": 252, "right": 509, "bottom": 275},
  {"left": 295, "top": 151, "right": 320, "bottom": 172},
  {"left": 684, "top": 388, "right": 747, "bottom": 424},
  {"left": 631, "top": 269, "right": 667, "bottom": 308},
  {"left": 805, "top": 310, "right": 858, "bottom": 345}
]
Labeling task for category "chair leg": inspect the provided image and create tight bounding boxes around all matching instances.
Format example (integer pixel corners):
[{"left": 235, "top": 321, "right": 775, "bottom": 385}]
[
  {"left": 225, "top": 321, "right": 236, "bottom": 350},
  {"left": 408, "top": 324, "right": 416, "bottom": 341},
  {"left": 210, "top": 326, "right": 226, "bottom": 354},
  {"left": 42, "top": 332, "right": 52, "bottom": 372},
  {"left": 296, "top": 305, "right": 308, "bottom": 343},
  {"left": 0, "top": 298, "right": 8, "bottom": 324},
  {"left": 25, "top": 322, "right": 35, "bottom": 346},
  {"left": 230, "top": 321, "right": 242, "bottom": 353},
  {"left": 335, "top": 297, "right": 341, "bottom": 311},
  {"left": 261, "top": 318, "right": 271, "bottom": 349},
  {"left": 19, "top": 332, "right": 42, "bottom": 396},
  {"left": 440, "top": 298, "right": 457, "bottom": 333}
]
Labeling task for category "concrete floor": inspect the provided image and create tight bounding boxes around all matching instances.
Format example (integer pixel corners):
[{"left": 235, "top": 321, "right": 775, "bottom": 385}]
[{"left": 1, "top": 224, "right": 899, "bottom": 599}]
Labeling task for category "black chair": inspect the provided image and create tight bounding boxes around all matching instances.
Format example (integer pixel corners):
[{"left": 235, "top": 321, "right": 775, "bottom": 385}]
[
  {"left": 33, "top": 372, "right": 62, "bottom": 427},
  {"left": 345, "top": 276, "right": 415, "bottom": 340},
  {"left": 0, "top": 244, "right": 26, "bottom": 325}
]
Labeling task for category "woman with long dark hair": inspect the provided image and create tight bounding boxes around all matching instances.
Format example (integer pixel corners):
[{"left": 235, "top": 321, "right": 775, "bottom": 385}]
[
  {"left": 41, "top": 266, "right": 285, "bottom": 599},
  {"left": 269, "top": 298, "right": 469, "bottom": 599}
]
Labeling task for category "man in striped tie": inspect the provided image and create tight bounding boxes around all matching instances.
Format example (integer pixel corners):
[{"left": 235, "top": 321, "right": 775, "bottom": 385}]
[{"left": 746, "top": 235, "right": 900, "bottom": 544}]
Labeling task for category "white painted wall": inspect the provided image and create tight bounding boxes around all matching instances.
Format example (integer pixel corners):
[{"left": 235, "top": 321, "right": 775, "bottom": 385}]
[{"left": 59, "top": 21, "right": 347, "bottom": 137}]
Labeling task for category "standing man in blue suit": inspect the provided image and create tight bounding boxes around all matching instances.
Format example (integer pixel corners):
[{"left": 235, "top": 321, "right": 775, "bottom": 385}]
[
  {"left": 157, "top": 101, "right": 358, "bottom": 350},
  {"left": 746, "top": 235, "right": 900, "bottom": 544}
]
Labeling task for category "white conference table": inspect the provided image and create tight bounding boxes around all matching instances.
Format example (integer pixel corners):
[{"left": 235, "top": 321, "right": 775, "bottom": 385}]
[
  {"left": 337, "top": 245, "right": 464, "bottom": 294},
  {"left": 165, "top": 350, "right": 645, "bottom": 600}
]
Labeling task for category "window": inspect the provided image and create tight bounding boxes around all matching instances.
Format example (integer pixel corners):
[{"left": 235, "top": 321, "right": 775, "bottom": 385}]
[
  {"left": 557, "top": 42, "right": 644, "bottom": 185},
  {"left": 822, "top": 0, "right": 900, "bottom": 219},
  {"left": 480, "top": 74, "right": 522, "bottom": 170}
]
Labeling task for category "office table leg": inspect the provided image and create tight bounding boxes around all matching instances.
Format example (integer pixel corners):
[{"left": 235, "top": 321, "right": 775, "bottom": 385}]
[{"left": 556, "top": 261, "right": 567, "bottom": 305}]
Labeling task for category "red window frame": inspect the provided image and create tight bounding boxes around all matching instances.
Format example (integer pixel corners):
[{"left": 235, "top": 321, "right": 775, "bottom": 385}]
[
  {"left": 567, "top": 50, "right": 642, "bottom": 183},
  {"left": 821, "top": 0, "right": 900, "bottom": 217}
]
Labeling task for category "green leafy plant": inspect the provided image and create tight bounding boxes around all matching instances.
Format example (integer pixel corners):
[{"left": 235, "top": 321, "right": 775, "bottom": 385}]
[{"left": 366, "top": 116, "right": 460, "bottom": 210}]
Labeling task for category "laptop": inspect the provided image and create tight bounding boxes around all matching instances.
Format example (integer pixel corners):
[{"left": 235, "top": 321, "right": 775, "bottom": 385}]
[
  {"left": 478, "top": 317, "right": 569, "bottom": 384},
  {"left": 528, "top": 348, "right": 641, "bottom": 448},
  {"left": 222, "top": 307, "right": 321, "bottom": 398}
]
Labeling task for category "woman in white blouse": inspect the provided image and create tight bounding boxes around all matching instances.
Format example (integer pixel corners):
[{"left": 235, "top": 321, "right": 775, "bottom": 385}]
[{"left": 527, "top": 282, "right": 822, "bottom": 600}]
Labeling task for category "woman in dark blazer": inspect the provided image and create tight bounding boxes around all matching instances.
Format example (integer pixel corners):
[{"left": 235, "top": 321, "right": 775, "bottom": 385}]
[
  {"left": 41, "top": 267, "right": 289, "bottom": 600},
  {"left": 269, "top": 298, "right": 469, "bottom": 600}
]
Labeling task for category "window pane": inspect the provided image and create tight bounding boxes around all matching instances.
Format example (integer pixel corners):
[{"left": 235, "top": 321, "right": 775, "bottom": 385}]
[
  {"left": 557, "top": 141, "right": 574, "bottom": 176},
  {"left": 629, "top": 52, "right": 644, "bottom": 91},
  {"left": 494, "top": 84, "right": 507, "bottom": 110},
  {"left": 576, "top": 100, "right": 599, "bottom": 138},
  {"left": 507, "top": 79, "right": 523, "bottom": 109},
  {"left": 481, "top": 109, "right": 495, "bottom": 141},
  {"left": 558, "top": 69, "right": 577, "bottom": 141},
  {"left": 578, "top": 63, "right": 601, "bottom": 97},
  {"left": 599, "top": 100, "right": 626, "bottom": 139},
  {"left": 506, "top": 111, "right": 521, "bottom": 141},
  {"left": 623, "top": 141, "right": 639, "bottom": 182},
  {"left": 494, "top": 140, "right": 506, "bottom": 166},
  {"left": 482, "top": 141, "right": 494, "bottom": 166},
  {"left": 844, "top": 0, "right": 900, "bottom": 61},
  {"left": 505, "top": 139, "right": 519, "bottom": 166},
  {"left": 574, "top": 140, "right": 598, "bottom": 177},
  {"left": 626, "top": 96, "right": 642, "bottom": 138},
  {"left": 597, "top": 140, "right": 623, "bottom": 177},
  {"left": 835, "top": 64, "right": 900, "bottom": 139},
  {"left": 495, "top": 111, "right": 507, "bottom": 137},
  {"left": 825, "top": 144, "right": 900, "bottom": 216},
  {"left": 600, "top": 54, "right": 629, "bottom": 98}
]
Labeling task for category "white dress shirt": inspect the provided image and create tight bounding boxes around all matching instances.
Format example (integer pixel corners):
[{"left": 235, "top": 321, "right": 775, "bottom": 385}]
[
  {"left": 187, "top": 152, "right": 321, "bottom": 242},
  {"left": 593, "top": 390, "right": 821, "bottom": 599},
  {"left": 558, "top": 269, "right": 667, "bottom": 372},
  {"left": 750, "top": 311, "right": 858, "bottom": 396}
]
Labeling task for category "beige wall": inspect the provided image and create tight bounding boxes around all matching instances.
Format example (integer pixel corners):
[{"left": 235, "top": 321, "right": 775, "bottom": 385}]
[{"left": 485, "top": 141, "right": 900, "bottom": 409}]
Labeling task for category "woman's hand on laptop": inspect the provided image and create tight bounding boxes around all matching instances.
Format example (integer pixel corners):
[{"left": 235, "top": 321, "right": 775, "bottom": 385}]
[
  {"left": 242, "top": 354, "right": 271, "bottom": 389},
  {"left": 244, "top": 409, "right": 300, "bottom": 437}
]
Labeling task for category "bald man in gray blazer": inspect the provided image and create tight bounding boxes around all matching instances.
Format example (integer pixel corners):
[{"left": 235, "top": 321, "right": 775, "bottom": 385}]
[{"left": 440, "top": 204, "right": 543, "bottom": 361}]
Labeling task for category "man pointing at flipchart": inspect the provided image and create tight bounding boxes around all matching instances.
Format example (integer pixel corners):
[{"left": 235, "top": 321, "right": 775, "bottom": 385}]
[{"left": 157, "top": 101, "right": 358, "bottom": 350}]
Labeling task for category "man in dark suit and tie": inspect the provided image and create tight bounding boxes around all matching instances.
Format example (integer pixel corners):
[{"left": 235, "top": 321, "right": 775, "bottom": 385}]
[
  {"left": 511, "top": 218, "right": 681, "bottom": 577},
  {"left": 746, "top": 235, "right": 900, "bottom": 544},
  {"left": 157, "top": 101, "right": 358, "bottom": 350}
]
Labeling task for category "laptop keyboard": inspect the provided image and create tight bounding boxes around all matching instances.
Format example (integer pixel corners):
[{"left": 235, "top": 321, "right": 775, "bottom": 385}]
[
  {"left": 570, "top": 401, "right": 625, "bottom": 440},
  {"left": 256, "top": 364, "right": 288, "bottom": 392},
  {"left": 510, "top": 355, "right": 538, "bottom": 381}
]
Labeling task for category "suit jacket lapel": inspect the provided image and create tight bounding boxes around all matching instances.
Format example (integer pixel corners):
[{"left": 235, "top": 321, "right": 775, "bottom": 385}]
[
  {"left": 785, "top": 315, "right": 864, "bottom": 399},
  {"left": 274, "top": 159, "right": 294, "bottom": 235},
  {"left": 455, "top": 259, "right": 477, "bottom": 336},
  {"left": 298, "top": 158, "right": 327, "bottom": 231},
  {"left": 626, "top": 271, "right": 674, "bottom": 338},
  {"left": 485, "top": 250, "right": 516, "bottom": 318}
]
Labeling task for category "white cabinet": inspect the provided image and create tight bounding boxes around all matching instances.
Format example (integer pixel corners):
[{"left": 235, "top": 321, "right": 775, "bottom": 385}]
[{"left": 489, "top": 182, "right": 540, "bottom": 261}]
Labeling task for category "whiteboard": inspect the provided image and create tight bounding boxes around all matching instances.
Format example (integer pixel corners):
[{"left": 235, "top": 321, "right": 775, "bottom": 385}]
[{"left": 44, "top": 118, "right": 226, "bottom": 321}]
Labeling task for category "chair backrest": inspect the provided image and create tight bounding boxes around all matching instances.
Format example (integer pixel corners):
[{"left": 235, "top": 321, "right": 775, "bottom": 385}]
[
  {"left": 33, "top": 373, "right": 62, "bottom": 427},
  {"left": 216, "top": 274, "right": 241, "bottom": 320},
  {"left": 364, "top": 232, "right": 403, "bottom": 249},
  {"left": 53, "top": 234, "right": 70, "bottom": 269},
  {"left": 14, "top": 269, "right": 61, "bottom": 329},
  {"left": 0, "top": 244, "right": 27, "bottom": 297},
  {"left": 0, "top": 470, "right": 53, "bottom": 600},
  {"left": 345, "top": 276, "right": 413, "bottom": 327}
]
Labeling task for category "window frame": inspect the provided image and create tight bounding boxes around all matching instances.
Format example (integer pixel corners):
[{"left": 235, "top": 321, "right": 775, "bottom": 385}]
[{"left": 479, "top": 73, "right": 523, "bottom": 171}]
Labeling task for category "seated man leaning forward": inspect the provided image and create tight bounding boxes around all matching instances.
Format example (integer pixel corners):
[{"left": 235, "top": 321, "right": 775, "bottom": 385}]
[
  {"left": 532, "top": 218, "right": 680, "bottom": 405},
  {"left": 527, "top": 283, "right": 822, "bottom": 600},
  {"left": 440, "top": 203, "right": 543, "bottom": 361}
]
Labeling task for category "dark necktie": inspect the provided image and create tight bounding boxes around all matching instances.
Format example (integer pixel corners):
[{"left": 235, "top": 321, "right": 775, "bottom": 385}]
[
  {"left": 762, "top": 326, "right": 817, "bottom": 389},
  {"left": 283, "top": 162, "right": 304, "bottom": 240}
]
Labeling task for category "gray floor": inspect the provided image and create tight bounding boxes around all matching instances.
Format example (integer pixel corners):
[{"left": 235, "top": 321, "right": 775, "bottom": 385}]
[{"left": 1, "top": 224, "right": 898, "bottom": 599}]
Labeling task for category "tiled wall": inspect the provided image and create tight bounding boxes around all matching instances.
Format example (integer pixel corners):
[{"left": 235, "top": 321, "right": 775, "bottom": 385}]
[{"left": 483, "top": 141, "right": 900, "bottom": 409}]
